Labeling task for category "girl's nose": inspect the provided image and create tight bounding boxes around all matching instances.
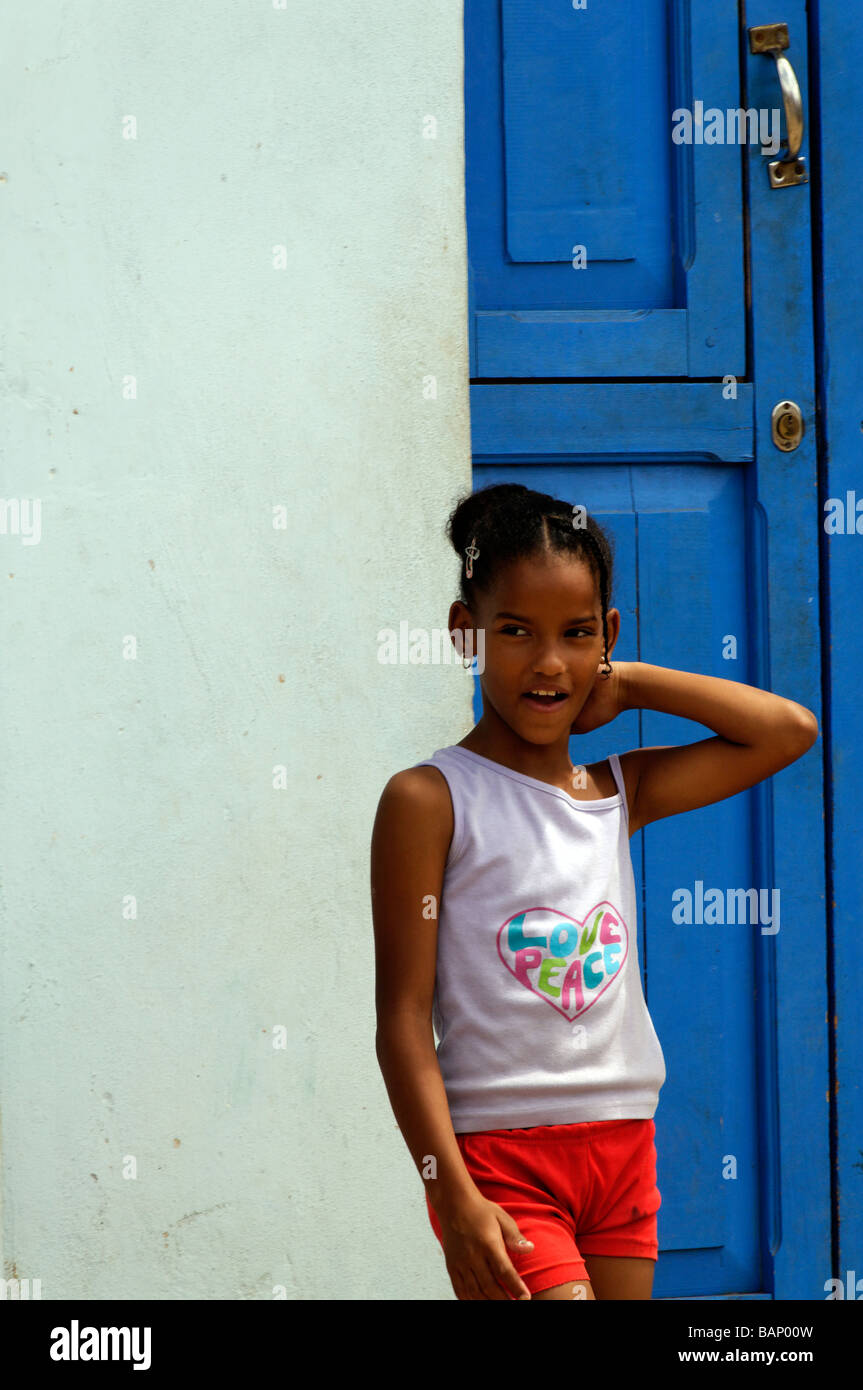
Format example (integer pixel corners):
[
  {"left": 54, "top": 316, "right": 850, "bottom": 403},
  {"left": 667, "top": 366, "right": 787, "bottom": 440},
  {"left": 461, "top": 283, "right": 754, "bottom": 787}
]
[{"left": 532, "top": 651, "right": 568, "bottom": 673}]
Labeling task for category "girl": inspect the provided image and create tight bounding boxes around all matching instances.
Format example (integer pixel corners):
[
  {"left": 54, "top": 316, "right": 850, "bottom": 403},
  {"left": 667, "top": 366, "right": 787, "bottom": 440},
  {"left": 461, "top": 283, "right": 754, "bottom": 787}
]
[{"left": 370, "top": 482, "right": 817, "bottom": 1301}]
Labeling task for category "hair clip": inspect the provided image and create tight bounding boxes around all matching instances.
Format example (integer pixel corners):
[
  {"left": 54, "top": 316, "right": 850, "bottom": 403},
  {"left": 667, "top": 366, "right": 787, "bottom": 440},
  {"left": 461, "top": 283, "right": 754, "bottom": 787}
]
[{"left": 465, "top": 537, "right": 479, "bottom": 579}]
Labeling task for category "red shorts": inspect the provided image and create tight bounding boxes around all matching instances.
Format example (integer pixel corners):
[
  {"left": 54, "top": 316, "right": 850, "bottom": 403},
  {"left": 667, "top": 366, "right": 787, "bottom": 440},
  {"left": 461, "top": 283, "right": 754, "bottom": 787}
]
[{"left": 425, "top": 1118, "right": 660, "bottom": 1296}]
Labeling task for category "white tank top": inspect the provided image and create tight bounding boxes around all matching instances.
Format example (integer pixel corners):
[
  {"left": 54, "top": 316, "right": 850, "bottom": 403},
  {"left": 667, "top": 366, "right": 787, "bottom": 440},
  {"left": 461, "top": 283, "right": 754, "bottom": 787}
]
[{"left": 413, "top": 745, "right": 666, "bottom": 1132}]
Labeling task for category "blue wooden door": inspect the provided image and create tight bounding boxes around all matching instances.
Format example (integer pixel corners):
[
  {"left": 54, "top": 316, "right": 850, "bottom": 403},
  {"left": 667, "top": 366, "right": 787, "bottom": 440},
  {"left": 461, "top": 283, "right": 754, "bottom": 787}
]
[{"left": 465, "top": 0, "right": 828, "bottom": 1299}]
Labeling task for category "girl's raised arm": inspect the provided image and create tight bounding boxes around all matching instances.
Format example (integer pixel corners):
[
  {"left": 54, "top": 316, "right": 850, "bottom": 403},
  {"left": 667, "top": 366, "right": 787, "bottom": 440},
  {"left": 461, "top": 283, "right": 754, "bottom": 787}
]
[{"left": 612, "top": 662, "right": 819, "bottom": 836}]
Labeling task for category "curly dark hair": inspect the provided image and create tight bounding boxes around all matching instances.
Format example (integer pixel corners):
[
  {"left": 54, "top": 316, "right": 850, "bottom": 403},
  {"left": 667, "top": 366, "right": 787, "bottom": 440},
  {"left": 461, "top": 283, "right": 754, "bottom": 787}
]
[{"left": 446, "top": 482, "right": 615, "bottom": 675}]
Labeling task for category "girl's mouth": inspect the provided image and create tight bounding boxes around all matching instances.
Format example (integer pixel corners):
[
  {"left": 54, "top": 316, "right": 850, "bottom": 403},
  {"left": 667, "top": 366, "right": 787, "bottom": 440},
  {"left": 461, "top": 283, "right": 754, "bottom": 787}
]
[{"left": 521, "top": 690, "right": 570, "bottom": 713}]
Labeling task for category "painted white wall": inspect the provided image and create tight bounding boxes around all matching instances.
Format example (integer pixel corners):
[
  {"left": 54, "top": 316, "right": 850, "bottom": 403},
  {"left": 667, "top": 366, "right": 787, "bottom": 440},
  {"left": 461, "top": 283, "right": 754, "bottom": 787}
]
[{"left": 1, "top": 1, "right": 471, "bottom": 1299}]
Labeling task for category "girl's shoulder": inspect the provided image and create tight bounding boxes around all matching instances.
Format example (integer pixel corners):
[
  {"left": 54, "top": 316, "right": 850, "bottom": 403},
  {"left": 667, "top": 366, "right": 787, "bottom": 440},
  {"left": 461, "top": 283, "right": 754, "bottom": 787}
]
[
  {"left": 376, "top": 759, "right": 454, "bottom": 835},
  {"left": 372, "top": 762, "right": 457, "bottom": 884}
]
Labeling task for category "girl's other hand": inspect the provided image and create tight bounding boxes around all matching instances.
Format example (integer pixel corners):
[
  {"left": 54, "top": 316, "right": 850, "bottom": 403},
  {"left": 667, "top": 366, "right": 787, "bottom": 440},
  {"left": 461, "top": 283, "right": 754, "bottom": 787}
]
[
  {"left": 436, "top": 1192, "right": 534, "bottom": 1300},
  {"left": 570, "top": 660, "right": 630, "bottom": 735}
]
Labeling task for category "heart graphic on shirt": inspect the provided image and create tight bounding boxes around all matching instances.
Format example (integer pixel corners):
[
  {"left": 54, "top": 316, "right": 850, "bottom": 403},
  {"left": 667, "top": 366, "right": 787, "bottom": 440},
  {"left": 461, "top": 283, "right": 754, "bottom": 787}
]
[{"left": 496, "top": 902, "right": 629, "bottom": 1021}]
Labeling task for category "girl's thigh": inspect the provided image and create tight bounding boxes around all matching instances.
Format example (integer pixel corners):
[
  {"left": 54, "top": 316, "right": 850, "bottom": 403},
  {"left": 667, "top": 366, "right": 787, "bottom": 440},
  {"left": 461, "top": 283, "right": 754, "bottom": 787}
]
[
  {"left": 583, "top": 1253, "right": 655, "bottom": 1300},
  {"left": 532, "top": 1255, "right": 654, "bottom": 1300}
]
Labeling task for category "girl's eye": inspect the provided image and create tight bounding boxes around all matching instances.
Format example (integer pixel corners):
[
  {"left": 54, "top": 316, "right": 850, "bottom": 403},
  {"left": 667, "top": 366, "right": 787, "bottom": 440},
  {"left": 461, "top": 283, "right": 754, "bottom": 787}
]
[{"left": 499, "top": 625, "right": 592, "bottom": 638}]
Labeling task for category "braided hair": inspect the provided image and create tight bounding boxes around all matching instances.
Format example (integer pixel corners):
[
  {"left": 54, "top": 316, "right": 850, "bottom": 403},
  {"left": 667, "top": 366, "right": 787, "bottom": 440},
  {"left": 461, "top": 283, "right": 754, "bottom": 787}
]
[{"left": 446, "top": 482, "right": 615, "bottom": 675}]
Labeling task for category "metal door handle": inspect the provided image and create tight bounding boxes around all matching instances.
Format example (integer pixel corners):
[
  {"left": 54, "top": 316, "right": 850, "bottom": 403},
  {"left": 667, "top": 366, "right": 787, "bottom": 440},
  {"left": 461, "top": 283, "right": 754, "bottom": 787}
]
[{"left": 748, "top": 23, "right": 808, "bottom": 187}]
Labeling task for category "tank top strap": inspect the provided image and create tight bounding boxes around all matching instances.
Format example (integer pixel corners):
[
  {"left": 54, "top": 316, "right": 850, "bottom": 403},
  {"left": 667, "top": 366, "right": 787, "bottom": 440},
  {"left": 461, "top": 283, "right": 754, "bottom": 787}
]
[{"left": 606, "top": 752, "right": 629, "bottom": 831}]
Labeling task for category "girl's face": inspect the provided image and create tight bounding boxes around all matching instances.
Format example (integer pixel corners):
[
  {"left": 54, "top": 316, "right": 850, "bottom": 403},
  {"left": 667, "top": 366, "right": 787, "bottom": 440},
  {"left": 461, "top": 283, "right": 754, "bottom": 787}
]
[{"left": 451, "top": 550, "right": 620, "bottom": 746}]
